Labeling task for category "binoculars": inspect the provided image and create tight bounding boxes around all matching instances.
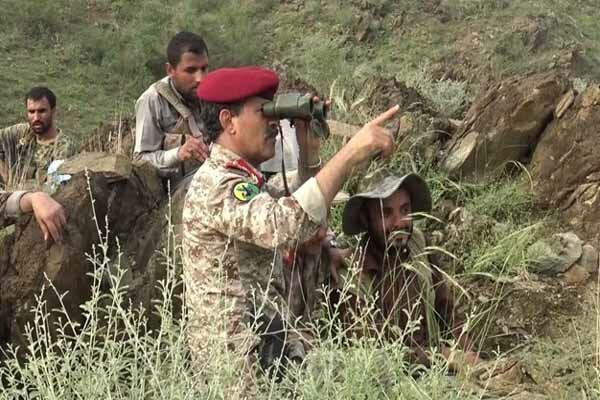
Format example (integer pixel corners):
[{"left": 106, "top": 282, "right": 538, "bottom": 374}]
[{"left": 262, "top": 93, "right": 331, "bottom": 139}]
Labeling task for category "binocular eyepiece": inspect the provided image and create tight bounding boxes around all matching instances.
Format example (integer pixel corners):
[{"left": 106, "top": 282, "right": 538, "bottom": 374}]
[{"left": 261, "top": 93, "right": 330, "bottom": 139}]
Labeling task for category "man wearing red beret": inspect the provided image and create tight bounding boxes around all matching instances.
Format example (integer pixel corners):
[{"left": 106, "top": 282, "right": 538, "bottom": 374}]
[{"left": 182, "top": 66, "right": 399, "bottom": 376}]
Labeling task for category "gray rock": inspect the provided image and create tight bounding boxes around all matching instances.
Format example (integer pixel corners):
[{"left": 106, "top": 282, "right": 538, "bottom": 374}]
[
  {"left": 527, "top": 232, "right": 583, "bottom": 275},
  {"left": 580, "top": 244, "right": 599, "bottom": 274},
  {"left": 59, "top": 152, "right": 133, "bottom": 182}
]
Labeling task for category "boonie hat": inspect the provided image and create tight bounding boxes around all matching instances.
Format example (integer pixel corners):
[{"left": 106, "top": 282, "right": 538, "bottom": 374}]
[{"left": 342, "top": 170, "right": 432, "bottom": 235}]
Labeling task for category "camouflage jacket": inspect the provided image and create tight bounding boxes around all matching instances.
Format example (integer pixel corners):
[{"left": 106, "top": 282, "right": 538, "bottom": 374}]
[
  {"left": 334, "top": 228, "right": 457, "bottom": 352},
  {"left": 0, "top": 190, "right": 27, "bottom": 228},
  {"left": 182, "top": 143, "right": 326, "bottom": 353},
  {"left": 0, "top": 123, "right": 74, "bottom": 187}
]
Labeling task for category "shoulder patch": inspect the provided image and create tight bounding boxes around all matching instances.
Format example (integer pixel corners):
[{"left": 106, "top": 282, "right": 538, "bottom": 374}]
[{"left": 233, "top": 181, "right": 260, "bottom": 202}]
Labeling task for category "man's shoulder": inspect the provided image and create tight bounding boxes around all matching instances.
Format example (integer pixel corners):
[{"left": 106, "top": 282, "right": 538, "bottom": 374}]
[
  {"left": 190, "top": 160, "right": 251, "bottom": 194},
  {"left": 1, "top": 123, "right": 30, "bottom": 138},
  {"left": 188, "top": 159, "right": 266, "bottom": 211},
  {"left": 136, "top": 81, "right": 161, "bottom": 105}
]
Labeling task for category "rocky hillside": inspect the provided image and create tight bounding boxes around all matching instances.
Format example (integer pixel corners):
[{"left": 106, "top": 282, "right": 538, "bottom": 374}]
[
  {"left": 1, "top": 0, "right": 600, "bottom": 139},
  {"left": 2, "top": 1, "right": 600, "bottom": 398}
]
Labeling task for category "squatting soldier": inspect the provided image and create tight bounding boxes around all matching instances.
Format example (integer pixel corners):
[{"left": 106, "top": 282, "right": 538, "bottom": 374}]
[
  {"left": 0, "top": 87, "right": 73, "bottom": 187},
  {"left": 0, "top": 190, "right": 65, "bottom": 242},
  {"left": 134, "top": 31, "right": 210, "bottom": 186},
  {"left": 335, "top": 170, "right": 480, "bottom": 369},
  {"left": 182, "top": 66, "right": 399, "bottom": 373}
]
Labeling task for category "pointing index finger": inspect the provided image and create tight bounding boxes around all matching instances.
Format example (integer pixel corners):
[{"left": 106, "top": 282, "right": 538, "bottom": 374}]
[{"left": 371, "top": 104, "right": 400, "bottom": 126}]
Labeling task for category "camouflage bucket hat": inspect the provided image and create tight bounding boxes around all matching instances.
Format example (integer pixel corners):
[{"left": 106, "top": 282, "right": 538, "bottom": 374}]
[{"left": 342, "top": 170, "right": 432, "bottom": 235}]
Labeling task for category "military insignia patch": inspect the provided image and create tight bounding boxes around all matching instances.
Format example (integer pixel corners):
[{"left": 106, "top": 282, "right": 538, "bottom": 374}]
[{"left": 233, "top": 182, "right": 260, "bottom": 202}]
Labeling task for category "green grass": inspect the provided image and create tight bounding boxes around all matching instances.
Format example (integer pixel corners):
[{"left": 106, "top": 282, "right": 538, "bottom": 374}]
[
  {"left": 2, "top": 0, "right": 600, "bottom": 397},
  {"left": 3, "top": 0, "right": 600, "bottom": 145}
]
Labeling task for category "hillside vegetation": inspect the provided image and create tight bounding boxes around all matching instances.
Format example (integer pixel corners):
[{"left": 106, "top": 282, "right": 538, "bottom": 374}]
[
  {"left": 2, "top": 1, "right": 600, "bottom": 399},
  {"left": 1, "top": 0, "right": 599, "bottom": 140}
]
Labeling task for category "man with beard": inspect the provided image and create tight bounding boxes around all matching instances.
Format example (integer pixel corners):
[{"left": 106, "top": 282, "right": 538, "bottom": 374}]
[
  {"left": 0, "top": 87, "right": 73, "bottom": 187},
  {"left": 336, "top": 170, "right": 480, "bottom": 369},
  {"left": 0, "top": 190, "right": 66, "bottom": 242},
  {"left": 134, "top": 31, "right": 210, "bottom": 187},
  {"left": 182, "top": 66, "right": 398, "bottom": 377}
]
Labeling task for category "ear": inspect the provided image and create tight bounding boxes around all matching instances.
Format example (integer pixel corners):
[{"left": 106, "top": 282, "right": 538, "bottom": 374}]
[
  {"left": 166, "top": 62, "right": 174, "bottom": 77},
  {"left": 219, "top": 109, "right": 235, "bottom": 136}
]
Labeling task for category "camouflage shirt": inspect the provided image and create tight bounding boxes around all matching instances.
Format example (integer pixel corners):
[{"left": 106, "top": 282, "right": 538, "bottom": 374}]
[
  {"left": 0, "top": 190, "right": 27, "bottom": 228},
  {"left": 182, "top": 143, "right": 326, "bottom": 355},
  {"left": 0, "top": 123, "right": 74, "bottom": 187}
]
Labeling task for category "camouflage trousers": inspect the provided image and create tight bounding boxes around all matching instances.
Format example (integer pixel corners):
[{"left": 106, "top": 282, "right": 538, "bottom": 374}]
[{"left": 186, "top": 281, "right": 306, "bottom": 386}]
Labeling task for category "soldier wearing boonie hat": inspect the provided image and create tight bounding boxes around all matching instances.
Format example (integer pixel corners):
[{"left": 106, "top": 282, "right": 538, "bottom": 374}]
[
  {"left": 181, "top": 66, "right": 401, "bottom": 376},
  {"left": 334, "top": 169, "right": 480, "bottom": 369}
]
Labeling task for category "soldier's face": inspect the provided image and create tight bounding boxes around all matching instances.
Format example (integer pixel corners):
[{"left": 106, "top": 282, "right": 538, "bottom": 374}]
[
  {"left": 26, "top": 97, "right": 55, "bottom": 135},
  {"left": 232, "top": 97, "right": 279, "bottom": 165},
  {"left": 167, "top": 51, "right": 209, "bottom": 101},
  {"left": 365, "top": 188, "right": 412, "bottom": 250}
]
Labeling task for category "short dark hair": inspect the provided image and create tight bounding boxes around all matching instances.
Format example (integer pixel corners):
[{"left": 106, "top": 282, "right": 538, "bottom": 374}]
[
  {"left": 166, "top": 31, "right": 208, "bottom": 67},
  {"left": 200, "top": 100, "right": 243, "bottom": 143},
  {"left": 25, "top": 86, "right": 56, "bottom": 109}
]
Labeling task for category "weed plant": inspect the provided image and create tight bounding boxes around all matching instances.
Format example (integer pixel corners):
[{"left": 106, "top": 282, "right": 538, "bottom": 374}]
[{"left": 0, "top": 173, "right": 500, "bottom": 399}]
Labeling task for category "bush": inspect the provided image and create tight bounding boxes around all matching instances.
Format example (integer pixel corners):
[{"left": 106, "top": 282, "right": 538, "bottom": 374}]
[{"left": 0, "top": 179, "right": 488, "bottom": 399}]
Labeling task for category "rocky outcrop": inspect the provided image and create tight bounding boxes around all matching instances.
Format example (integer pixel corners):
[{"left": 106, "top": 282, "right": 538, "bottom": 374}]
[
  {"left": 441, "top": 72, "right": 569, "bottom": 180},
  {"left": 530, "top": 84, "right": 600, "bottom": 240},
  {"left": 0, "top": 153, "right": 164, "bottom": 353}
]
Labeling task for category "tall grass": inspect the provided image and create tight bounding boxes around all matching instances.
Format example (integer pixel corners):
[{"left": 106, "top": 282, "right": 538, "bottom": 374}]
[{"left": 0, "top": 172, "right": 515, "bottom": 399}]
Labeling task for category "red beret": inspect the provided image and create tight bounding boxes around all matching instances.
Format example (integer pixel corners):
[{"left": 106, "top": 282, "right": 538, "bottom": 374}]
[{"left": 196, "top": 66, "right": 279, "bottom": 103}]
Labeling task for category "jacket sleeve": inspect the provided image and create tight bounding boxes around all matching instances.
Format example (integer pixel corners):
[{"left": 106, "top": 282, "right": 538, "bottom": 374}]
[
  {"left": 133, "top": 91, "right": 180, "bottom": 171},
  {"left": 0, "top": 190, "right": 27, "bottom": 228}
]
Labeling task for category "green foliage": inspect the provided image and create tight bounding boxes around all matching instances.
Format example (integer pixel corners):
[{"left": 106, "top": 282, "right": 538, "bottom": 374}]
[
  {"left": 0, "top": 183, "right": 481, "bottom": 399},
  {"left": 403, "top": 66, "right": 469, "bottom": 119},
  {"left": 448, "top": 177, "right": 549, "bottom": 275}
]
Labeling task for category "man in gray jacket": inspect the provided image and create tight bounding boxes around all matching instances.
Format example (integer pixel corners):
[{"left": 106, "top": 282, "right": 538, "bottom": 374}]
[{"left": 134, "top": 31, "right": 209, "bottom": 186}]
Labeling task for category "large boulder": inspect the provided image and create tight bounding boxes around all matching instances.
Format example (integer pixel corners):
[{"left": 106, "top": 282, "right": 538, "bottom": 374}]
[
  {"left": 441, "top": 72, "right": 569, "bottom": 180},
  {"left": 0, "top": 153, "right": 163, "bottom": 354},
  {"left": 531, "top": 84, "right": 600, "bottom": 240}
]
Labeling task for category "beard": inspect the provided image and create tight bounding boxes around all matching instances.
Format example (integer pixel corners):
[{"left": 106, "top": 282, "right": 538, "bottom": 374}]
[
  {"left": 30, "top": 121, "right": 50, "bottom": 135},
  {"left": 386, "top": 227, "right": 412, "bottom": 251},
  {"left": 369, "top": 224, "right": 413, "bottom": 254},
  {"left": 181, "top": 89, "right": 198, "bottom": 103}
]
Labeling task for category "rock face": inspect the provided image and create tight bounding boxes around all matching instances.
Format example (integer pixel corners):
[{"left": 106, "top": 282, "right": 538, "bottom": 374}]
[
  {"left": 531, "top": 84, "right": 600, "bottom": 240},
  {"left": 526, "top": 232, "right": 582, "bottom": 275},
  {"left": 441, "top": 72, "right": 568, "bottom": 180},
  {"left": 0, "top": 154, "right": 164, "bottom": 354},
  {"left": 371, "top": 77, "right": 437, "bottom": 116}
]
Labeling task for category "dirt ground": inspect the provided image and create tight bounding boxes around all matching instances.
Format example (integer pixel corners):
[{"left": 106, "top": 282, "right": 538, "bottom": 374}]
[{"left": 465, "top": 274, "right": 599, "bottom": 398}]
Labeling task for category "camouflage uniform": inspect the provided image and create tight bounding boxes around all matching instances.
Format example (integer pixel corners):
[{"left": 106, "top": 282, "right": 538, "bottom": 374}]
[
  {"left": 182, "top": 143, "right": 326, "bottom": 362},
  {"left": 0, "top": 123, "right": 73, "bottom": 187},
  {"left": 0, "top": 190, "right": 27, "bottom": 228}
]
